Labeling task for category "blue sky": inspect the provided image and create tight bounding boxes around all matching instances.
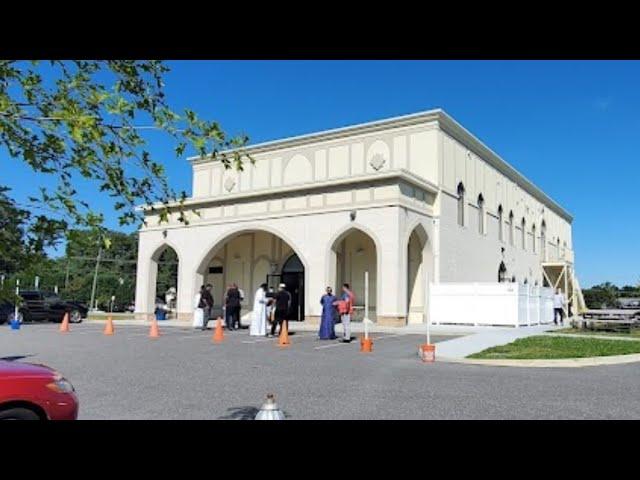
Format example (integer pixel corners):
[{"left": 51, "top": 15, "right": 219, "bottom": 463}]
[{"left": 2, "top": 60, "right": 638, "bottom": 288}]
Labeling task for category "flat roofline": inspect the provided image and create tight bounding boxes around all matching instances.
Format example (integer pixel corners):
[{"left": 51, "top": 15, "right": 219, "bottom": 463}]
[{"left": 187, "top": 108, "right": 573, "bottom": 222}]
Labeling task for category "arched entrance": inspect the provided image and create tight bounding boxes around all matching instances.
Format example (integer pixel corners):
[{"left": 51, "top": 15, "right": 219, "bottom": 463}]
[
  {"left": 273, "top": 254, "right": 305, "bottom": 321},
  {"left": 195, "top": 229, "right": 307, "bottom": 323},
  {"left": 150, "top": 244, "right": 179, "bottom": 318},
  {"left": 330, "top": 227, "right": 378, "bottom": 322},
  {"left": 407, "top": 225, "right": 429, "bottom": 324},
  {"left": 498, "top": 261, "right": 507, "bottom": 283}
]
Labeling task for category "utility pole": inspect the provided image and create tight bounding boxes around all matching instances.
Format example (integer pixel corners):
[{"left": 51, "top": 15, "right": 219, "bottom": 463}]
[{"left": 89, "top": 246, "right": 102, "bottom": 312}]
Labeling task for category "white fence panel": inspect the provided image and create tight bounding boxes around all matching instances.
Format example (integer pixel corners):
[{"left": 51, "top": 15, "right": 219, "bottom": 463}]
[
  {"left": 429, "top": 282, "right": 554, "bottom": 328},
  {"left": 540, "top": 287, "right": 554, "bottom": 324}
]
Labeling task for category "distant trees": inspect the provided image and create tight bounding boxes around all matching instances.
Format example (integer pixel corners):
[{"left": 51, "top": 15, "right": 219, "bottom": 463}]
[
  {"left": 1, "top": 227, "right": 139, "bottom": 310},
  {"left": 583, "top": 282, "right": 640, "bottom": 309}
]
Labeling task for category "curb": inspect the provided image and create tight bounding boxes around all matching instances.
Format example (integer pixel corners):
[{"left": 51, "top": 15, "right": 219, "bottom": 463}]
[{"left": 437, "top": 353, "right": 640, "bottom": 368}]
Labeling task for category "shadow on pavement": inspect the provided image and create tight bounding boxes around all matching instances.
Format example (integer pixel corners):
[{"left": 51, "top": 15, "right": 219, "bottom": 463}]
[
  {"left": 217, "top": 406, "right": 292, "bottom": 420},
  {"left": 217, "top": 406, "right": 260, "bottom": 420},
  {"left": 1, "top": 355, "right": 35, "bottom": 361}
]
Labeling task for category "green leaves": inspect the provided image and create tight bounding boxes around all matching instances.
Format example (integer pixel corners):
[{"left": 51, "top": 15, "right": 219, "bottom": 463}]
[{"left": 0, "top": 60, "right": 252, "bottom": 249}]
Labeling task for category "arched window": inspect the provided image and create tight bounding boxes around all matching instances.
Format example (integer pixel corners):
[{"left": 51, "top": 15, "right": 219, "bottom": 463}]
[
  {"left": 498, "top": 261, "right": 507, "bottom": 282},
  {"left": 521, "top": 217, "right": 526, "bottom": 250},
  {"left": 508, "top": 211, "right": 514, "bottom": 246},
  {"left": 497, "top": 205, "right": 504, "bottom": 242},
  {"left": 477, "top": 194, "right": 485, "bottom": 235},
  {"left": 540, "top": 220, "right": 547, "bottom": 260},
  {"left": 457, "top": 182, "right": 465, "bottom": 227},
  {"left": 532, "top": 223, "right": 537, "bottom": 253}
]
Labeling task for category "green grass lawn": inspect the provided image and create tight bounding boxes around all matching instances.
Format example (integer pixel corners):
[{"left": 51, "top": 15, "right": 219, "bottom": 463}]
[
  {"left": 552, "top": 327, "right": 640, "bottom": 338},
  {"left": 468, "top": 335, "right": 640, "bottom": 360}
]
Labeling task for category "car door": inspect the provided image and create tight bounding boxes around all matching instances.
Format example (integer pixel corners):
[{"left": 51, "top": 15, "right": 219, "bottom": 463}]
[
  {"left": 21, "top": 292, "right": 46, "bottom": 321},
  {"left": 43, "top": 293, "right": 65, "bottom": 321}
]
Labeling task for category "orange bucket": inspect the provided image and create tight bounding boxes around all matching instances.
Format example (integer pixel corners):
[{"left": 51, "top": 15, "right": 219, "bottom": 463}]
[
  {"left": 419, "top": 343, "right": 435, "bottom": 363},
  {"left": 360, "top": 336, "right": 373, "bottom": 353}
]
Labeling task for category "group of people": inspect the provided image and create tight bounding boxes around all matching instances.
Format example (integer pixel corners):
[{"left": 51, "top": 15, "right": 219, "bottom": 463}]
[
  {"left": 193, "top": 282, "right": 245, "bottom": 331},
  {"left": 192, "top": 280, "right": 356, "bottom": 343},
  {"left": 192, "top": 281, "right": 293, "bottom": 337},
  {"left": 319, "top": 283, "right": 355, "bottom": 343},
  {"left": 250, "top": 283, "right": 292, "bottom": 337}
]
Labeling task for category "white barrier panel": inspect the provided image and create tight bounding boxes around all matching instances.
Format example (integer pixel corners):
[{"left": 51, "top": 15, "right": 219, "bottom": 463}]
[{"left": 429, "top": 283, "right": 555, "bottom": 327}]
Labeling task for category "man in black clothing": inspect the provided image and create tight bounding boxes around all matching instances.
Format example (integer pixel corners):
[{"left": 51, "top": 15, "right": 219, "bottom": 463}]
[
  {"left": 224, "top": 283, "right": 241, "bottom": 331},
  {"left": 201, "top": 284, "right": 214, "bottom": 331},
  {"left": 270, "top": 283, "right": 291, "bottom": 337}
]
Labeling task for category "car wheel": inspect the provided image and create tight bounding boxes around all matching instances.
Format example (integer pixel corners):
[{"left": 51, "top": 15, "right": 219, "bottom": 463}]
[
  {"left": 69, "top": 309, "right": 83, "bottom": 324},
  {"left": 0, "top": 408, "right": 41, "bottom": 420}
]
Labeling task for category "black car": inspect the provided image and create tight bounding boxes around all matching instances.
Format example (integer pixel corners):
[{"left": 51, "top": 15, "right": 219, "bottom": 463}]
[{"left": 0, "top": 290, "right": 88, "bottom": 325}]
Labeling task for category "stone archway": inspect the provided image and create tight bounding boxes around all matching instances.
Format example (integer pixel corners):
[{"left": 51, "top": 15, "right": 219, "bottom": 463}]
[
  {"left": 329, "top": 226, "right": 378, "bottom": 322},
  {"left": 406, "top": 223, "right": 430, "bottom": 325},
  {"left": 144, "top": 243, "right": 181, "bottom": 319},
  {"left": 194, "top": 228, "right": 309, "bottom": 323}
]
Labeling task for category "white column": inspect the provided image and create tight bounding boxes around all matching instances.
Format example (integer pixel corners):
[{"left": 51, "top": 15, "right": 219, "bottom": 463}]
[
  {"left": 376, "top": 208, "right": 404, "bottom": 321},
  {"left": 134, "top": 233, "right": 155, "bottom": 318},
  {"left": 432, "top": 217, "right": 441, "bottom": 284}
]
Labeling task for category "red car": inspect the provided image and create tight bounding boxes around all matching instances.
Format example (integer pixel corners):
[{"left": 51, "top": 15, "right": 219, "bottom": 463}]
[{"left": 0, "top": 360, "right": 79, "bottom": 420}]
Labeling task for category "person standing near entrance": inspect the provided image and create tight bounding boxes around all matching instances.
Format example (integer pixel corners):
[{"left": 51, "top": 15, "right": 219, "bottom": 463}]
[
  {"left": 553, "top": 288, "right": 566, "bottom": 326},
  {"left": 201, "top": 284, "right": 214, "bottom": 331},
  {"left": 193, "top": 285, "right": 207, "bottom": 329},
  {"left": 224, "top": 283, "right": 241, "bottom": 331},
  {"left": 270, "top": 283, "right": 291, "bottom": 337},
  {"left": 319, "top": 287, "right": 337, "bottom": 340},
  {"left": 250, "top": 283, "right": 269, "bottom": 336},
  {"left": 335, "top": 283, "right": 355, "bottom": 343}
]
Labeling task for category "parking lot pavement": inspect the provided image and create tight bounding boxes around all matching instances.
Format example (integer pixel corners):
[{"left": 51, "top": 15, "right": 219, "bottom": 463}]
[{"left": 3, "top": 322, "right": 640, "bottom": 419}]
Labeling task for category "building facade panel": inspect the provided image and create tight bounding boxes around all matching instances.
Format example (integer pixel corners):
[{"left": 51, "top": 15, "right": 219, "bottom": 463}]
[{"left": 135, "top": 109, "right": 575, "bottom": 326}]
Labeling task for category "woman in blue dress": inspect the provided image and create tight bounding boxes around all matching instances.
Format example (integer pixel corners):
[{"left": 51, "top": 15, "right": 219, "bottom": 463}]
[{"left": 319, "top": 286, "right": 338, "bottom": 340}]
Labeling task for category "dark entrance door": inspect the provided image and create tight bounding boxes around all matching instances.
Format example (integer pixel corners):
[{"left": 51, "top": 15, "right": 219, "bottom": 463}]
[{"left": 266, "top": 254, "right": 305, "bottom": 321}]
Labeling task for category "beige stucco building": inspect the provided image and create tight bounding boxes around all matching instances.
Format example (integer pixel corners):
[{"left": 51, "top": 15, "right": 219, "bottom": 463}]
[{"left": 134, "top": 109, "right": 576, "bottom": 326}]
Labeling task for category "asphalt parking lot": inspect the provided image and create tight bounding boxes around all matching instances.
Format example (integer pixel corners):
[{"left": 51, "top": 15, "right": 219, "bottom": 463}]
[{"left": 2, "top": 322, "right": 640, "bottom": 419}]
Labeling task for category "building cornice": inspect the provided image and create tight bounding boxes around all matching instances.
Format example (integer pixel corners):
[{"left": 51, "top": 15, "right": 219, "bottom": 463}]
[
  {"left": 137, "top": 169, "right": 439, "bottom": 212},
  {"left": 140, "top": 200, "right": 435, "bottom": 233},
  {"left": 188, "top": 109, "right": 442, "bottom": 164},
  {"left": 186, "top": 108, "right": 573, "bottom": 223}
]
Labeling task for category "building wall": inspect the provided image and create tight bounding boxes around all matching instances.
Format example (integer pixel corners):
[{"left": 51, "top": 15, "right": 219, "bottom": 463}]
[
  {"left": 137, "top": 110, "right": 574, "bottom": 326},
  {"left": 438, "top": 129, "right": 573, "bottom": 261},
  {"left": 439, "top": 191, "right": 546, "bottom": 285},
  {"left": 136, "top": 205, "right": 417, "bottom": 324},
  {"left": 191, "top": 122, "right": 439, "bottom": 200}
]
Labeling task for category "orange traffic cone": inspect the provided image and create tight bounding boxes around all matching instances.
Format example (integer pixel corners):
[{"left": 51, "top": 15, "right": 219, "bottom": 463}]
[
  {"left": 278, "top": 321, "right": 290, "bottom": 347},
  {"left": 213, "top": 317, "right": 224, "bottom": 343},
  {"left": 103, "top": 316, "right": 115, "bottom": 336},
  {"left": 59, "top": 312, "right": 70, "bottom": 333},
  {"left": 360, "top": 334, "right": 373, "bottom": 353},
  {"left": 149, "top": 318, "right": 160, "bottom": 338},
  {"left": 419, "top": 343, "right": 436, "bottom": 363}
]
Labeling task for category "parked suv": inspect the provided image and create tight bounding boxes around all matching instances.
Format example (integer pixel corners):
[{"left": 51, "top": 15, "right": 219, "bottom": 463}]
[{"left": 0, "top": 291, "right": 88, "bottom": 324}]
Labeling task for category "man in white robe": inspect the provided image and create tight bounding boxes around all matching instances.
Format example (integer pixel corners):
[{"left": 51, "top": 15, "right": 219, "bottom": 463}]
[{"left": 249, "top": 283, "right": 269, "bottom": 336}]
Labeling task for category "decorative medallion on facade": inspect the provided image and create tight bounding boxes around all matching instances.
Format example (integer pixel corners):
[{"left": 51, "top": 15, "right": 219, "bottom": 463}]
[
  {"left": 369, "top": 153, "right": 386, "bottom": 171},
  {"left": 224, "top": 177, "right": 236, "bottom": 192}
]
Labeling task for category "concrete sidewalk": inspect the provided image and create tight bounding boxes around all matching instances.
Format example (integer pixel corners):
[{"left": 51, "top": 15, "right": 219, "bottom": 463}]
[{"left": 435, "top": 324, "right": 566, "bottom": 359}]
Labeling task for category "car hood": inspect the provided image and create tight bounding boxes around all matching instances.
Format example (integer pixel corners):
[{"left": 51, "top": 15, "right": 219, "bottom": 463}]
[{"left": 0, "top": 360, "right": 58, "bottom": 379}]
